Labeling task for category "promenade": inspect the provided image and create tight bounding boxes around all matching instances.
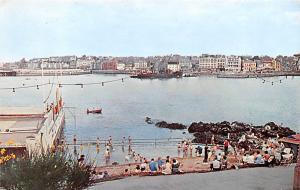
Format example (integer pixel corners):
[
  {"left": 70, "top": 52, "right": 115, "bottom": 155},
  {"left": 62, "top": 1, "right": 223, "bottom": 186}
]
[{"left": 90, "top": 165, "right": 294, "bottom": 190}]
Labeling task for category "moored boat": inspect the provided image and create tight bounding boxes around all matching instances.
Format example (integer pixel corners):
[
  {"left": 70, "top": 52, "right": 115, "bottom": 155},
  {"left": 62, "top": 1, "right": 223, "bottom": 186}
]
[
  {"left": 130, "top": 71, "right": 183, "bottom": 79},
  {"left": 87, "top": 108, "right": 102, "bottom": 114}
]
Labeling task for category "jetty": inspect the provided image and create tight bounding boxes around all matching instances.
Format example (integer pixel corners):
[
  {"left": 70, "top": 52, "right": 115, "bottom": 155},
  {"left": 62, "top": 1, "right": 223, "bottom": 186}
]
[
  {"left": 0, "top": 70, "right": 16, "bottom": 77},
  {"left": 217, "top": 72, "right": 300, "bottom": 78}
]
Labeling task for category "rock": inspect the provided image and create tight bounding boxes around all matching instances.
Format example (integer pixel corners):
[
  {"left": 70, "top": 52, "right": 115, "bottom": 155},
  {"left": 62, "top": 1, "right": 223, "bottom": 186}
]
[
  {"left": 192, "top": 132, "right": 224, "bottom": 144},
  {"left": 187, "top": 121, "right": 296, "bottom": 146},
  {"left": 145, "top": 117, "right": 154, "bottom": 124},
  {"left": 155, "top": 121, "right": 186, "bottom": 130},
  {"left": 264, "top": 122, "right": 279, "bottom": 131},
  {"left": 188, "top": 122, "right": 210, "bottom": 133},
  {"left": 156, "top": 120, "right": 296, "bottom": 146}
]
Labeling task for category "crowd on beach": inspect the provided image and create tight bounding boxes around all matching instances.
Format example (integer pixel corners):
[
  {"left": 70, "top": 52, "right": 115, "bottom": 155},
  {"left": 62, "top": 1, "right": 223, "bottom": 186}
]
[{"left": 74, "top": 134, "right": 296, "bottom": 181}]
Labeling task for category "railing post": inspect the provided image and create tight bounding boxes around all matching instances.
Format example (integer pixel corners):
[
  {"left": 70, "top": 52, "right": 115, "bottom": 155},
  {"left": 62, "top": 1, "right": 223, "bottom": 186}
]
[{"left": 294, "top": 143, "right": 300, "bottom": 190}]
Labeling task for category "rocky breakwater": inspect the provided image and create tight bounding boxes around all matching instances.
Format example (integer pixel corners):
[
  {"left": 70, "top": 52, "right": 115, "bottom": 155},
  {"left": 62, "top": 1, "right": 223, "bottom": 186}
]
[
  {"left": 155, "top": 121, "right": 187, "bottom": 130},
  {"left": 154, "top": 120, "right": 296, "bottom": 151}
]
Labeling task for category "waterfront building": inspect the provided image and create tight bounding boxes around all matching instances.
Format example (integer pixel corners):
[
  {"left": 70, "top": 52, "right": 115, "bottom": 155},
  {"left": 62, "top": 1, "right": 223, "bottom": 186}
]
[
  {"left": 28, "top": 56, "right": 77, "bottom": 69},
  {"left": 61, "top": 56, "right": 77, "bottom": 69},
  {"left": 242, "top": 59, "right": 257, "bottom": 72},
  {"left": 225, "top": 56, "right": 242, "bottom": 72},
  {"left": 198, "top": 54, "right": 226, "bottom": 72},
  {"left": 133, "top": 61, "right": 149, "bottom": 72},
  {"left": 294, "top": 53, "right": 300, "bottom": 70},
  {"left": 101, "top": 59, "right": 117, "bottom": 70},
  {"left": 28, "top": 58, "right": 46, "bottom": 69},
  {"left": 179, "top": 57, "right": 194, "bottom": 72},
  {"left": 273, "top": 60, "right": 281, "bottom": 72},
  {"left": 167, "top": 61, "right": 180, "bottom": 73},
  {"left": 76, "top": 56, "right": 95, "bottom": 70},
  {"left": 124, "top": 63, "right": 134, "bottom": 71},
  {"left": 216, "top": 56, "right": 226, "bottom": 71},
  {"left": 258, "top": 57, "right": 281, "bottom": 72},
  {"left": 199, "top": 55, "right": 217, "bottom": 71},
  {"left": 117, "top": 63, "right": 126, "bottom": 70},
  {"left": 48, "top": 57, "right": 63, "bottom": 69},
  {"left": 92, "top": 58, "right": 104, "bottom": 70},
  {"left": 276, "top": 56, "right": 298, "bottom": 72},
  {"left": 153, "top": 61, "right": 167, "bottom": 73}
]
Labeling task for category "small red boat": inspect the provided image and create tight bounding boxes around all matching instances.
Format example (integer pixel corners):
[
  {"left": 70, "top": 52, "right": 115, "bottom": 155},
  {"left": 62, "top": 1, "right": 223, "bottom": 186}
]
[{"left": 87, "top": 108, "right": 102, "bottom": 114}]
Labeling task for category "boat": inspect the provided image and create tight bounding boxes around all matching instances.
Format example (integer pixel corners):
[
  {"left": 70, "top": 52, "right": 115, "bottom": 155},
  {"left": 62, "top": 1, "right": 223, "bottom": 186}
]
[
  {"left": 87, "top": 108, "right": 102, "bottom": 114},
  {"left": 130, "top": 71, "right": 183, "bottom": 79}
]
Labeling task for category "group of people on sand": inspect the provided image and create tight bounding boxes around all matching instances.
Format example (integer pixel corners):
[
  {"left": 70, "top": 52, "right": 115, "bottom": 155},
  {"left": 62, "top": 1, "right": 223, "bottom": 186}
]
[
  {"left": 241, "top": 139, "right": 292, "bottom": 167},
  {"left": 123, "top": 156, "right": 182, "bottom": 176},
  {"left": 87, "top": 133, "right": 298, "bottom": 182},
  {"left": 84, "top": 133, "right": 297, "bottom": 181}
]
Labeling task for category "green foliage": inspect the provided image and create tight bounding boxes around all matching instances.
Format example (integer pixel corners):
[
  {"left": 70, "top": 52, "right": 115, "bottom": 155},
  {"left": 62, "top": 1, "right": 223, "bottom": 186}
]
[{"left": 0, "top": 152, "right": 93, "bottom": 190}]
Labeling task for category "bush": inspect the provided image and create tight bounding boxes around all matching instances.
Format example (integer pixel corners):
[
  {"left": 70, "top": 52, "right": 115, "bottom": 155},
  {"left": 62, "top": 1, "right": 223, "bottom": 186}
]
[{"left": 0, "top": 151, "right": 93, "bottom": 190}]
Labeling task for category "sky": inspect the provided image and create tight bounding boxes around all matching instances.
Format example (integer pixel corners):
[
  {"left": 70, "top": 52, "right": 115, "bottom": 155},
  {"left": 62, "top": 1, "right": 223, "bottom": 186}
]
[{"left": 0, "top": 0, "right": 300, "bottom": 61}]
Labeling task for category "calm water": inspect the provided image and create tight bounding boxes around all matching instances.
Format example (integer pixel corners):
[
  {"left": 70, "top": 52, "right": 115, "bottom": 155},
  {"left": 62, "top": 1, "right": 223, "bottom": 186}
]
[{"left": 1, "top": 74, "right": 299, "bottom": 164}]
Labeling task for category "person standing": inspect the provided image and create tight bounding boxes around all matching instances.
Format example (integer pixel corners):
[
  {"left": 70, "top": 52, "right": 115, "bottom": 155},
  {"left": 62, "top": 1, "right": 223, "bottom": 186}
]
[
  {"left": 204, "top": 144, "right": 209, "bottom": 163},
  {"left": 224, "top": 139, "right": 229, "bottom": 155},
  {"left": 177, "top": 142, "right": 181, "bottom": 157},
  {"left": 211, "top": 135, "right": 215, "bottom": 145},
  {"left": 128, "top": 136, "right": 132, "bottom": 145},
  {"left": 104, "top": 148, "right": 110, "bottom": 165},
  {"left": 96, "top": 137, "right": 100, "bottom": 153}
]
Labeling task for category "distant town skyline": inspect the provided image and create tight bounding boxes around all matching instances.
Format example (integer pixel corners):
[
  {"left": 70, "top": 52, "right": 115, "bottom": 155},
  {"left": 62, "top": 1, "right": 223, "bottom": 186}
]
[{"left": 0, "top": 0, "right": 300, "bottom": 62}]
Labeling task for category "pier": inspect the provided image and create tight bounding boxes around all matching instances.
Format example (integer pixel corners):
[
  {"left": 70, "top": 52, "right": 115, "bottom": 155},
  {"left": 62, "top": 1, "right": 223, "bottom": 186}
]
[
  {"left": 0, "top": 106, "right": 65, "bottom": 155},
  {"left": 0, "top": 70, "right": 16, "bottom": 76},
  {"left": 217, "top": 72, "right": 300, "bottom": 78}
]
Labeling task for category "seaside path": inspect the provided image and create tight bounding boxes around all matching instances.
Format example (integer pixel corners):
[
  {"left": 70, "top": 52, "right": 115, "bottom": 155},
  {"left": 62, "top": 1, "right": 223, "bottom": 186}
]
[{"left": 90, "top": 165, "right": 294, "bottom": 190}]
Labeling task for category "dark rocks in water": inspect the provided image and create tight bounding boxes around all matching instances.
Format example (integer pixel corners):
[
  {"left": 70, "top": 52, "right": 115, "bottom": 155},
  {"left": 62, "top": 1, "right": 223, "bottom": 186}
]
[
  {"left": 155, "top": 121, "right": 186, "bottom": 130},
  {"left": 187, "top": 121, "right": 296, "bottom": 146},
  {"left": 188, "top": 121, "right": 252, "bottom": 135},
  {"left": 155, "top": 120, "right": 296, "bottom": 147},
  {"left": 192, "top": 132, "right": 225, "bottom": 144},
  {"left": 188, "top": 122, "right": 210, "bottom": 133},
  {"left": 145, "top": 117, "right": 154, "bottom": 124},
  {"left": 264, "top": 122, "right": 279, "bottom": 131}
]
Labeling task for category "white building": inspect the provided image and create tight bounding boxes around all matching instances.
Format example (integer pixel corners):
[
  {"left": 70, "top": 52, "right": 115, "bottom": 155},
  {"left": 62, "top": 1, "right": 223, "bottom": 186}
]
[
  {"left": 76, "top": 56, "right": 95, "bottom": 69},
  {"left": 28, "top": 58, "right": 49, "bottom": 69},
  {"left": 242, "top": 59, "right": 256, "bottom": 72},
  {"left": 198, "top": 55, "right": 226, "bottom": 71},
  {"left": 225, "top": 56, "right": 242, "bottom": 72},
  {"left": 134, "top": 61, "right": 148, "bottom": 71},
  {"left": 167, "top": 62, "right": 180, "bottom": 72},
  {"left": 117, "top": 63, "right": 126, "bottom": 70},
  {"left": 179, "top": 58, "right": 193, "bottom": 72}
]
